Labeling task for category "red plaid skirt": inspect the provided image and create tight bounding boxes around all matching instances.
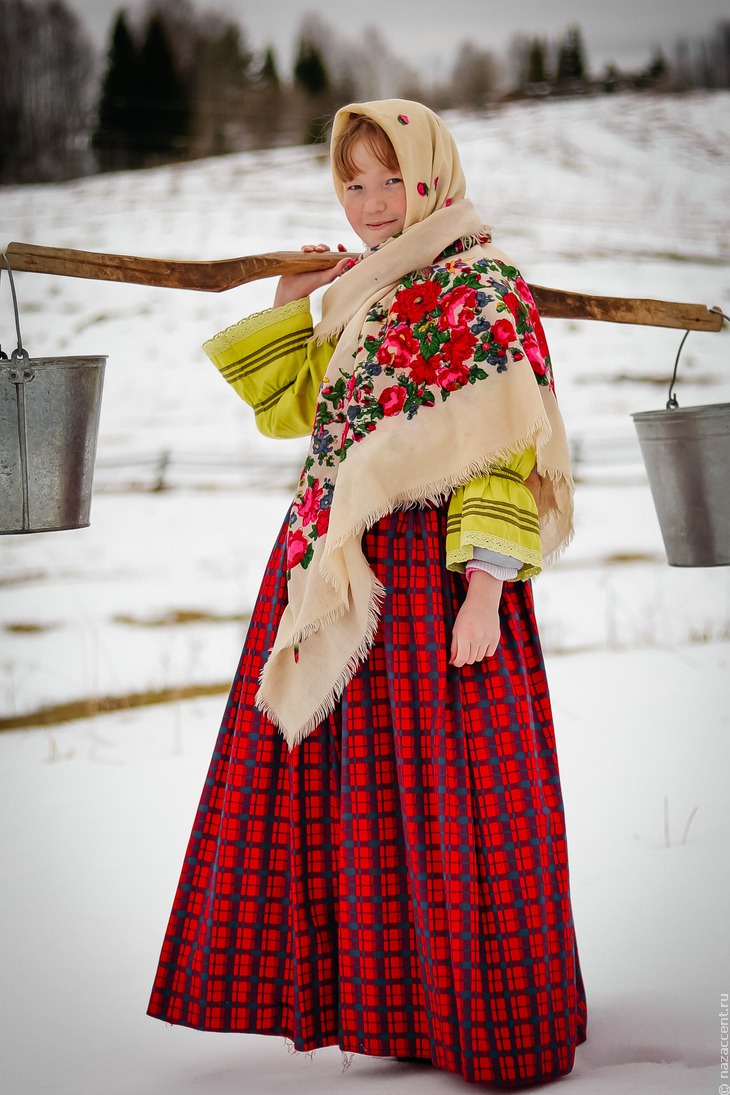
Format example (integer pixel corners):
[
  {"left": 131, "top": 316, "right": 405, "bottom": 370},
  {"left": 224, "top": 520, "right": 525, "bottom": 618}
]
[{"left": 148, "top": 505, "right": 586, "bottom": 1086}]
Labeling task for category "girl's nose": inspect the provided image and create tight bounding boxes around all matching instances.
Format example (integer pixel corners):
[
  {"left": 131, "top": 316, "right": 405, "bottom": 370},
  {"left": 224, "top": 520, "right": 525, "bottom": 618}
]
[{"left": 364, "top": 192, "right": 386, "bottom": 213}]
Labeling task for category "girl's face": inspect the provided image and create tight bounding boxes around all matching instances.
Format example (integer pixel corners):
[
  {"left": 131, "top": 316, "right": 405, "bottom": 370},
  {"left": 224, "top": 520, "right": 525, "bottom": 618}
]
[{"left": 342, "top": 142, "right": 407, "bottom": 248}]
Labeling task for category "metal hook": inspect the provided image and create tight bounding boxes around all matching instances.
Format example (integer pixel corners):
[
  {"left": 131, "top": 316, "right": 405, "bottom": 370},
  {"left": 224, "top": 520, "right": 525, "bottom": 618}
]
[
  {"left": 667, "top": 308, "right": 730, "bottom": 410},
  {"left": 666, "top": 329, "right": 690, "bottom": 409},
  {"left": 1, "top": 253, "right": 25, "bottom": 357},
  {"left": 0, "top": 265, "right": 5, "bottom": 360}
]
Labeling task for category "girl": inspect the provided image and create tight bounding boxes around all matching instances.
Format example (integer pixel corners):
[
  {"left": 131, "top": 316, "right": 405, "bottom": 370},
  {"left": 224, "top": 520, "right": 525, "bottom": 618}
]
[{"left": 148, "top": 99, "right": 587, "bottom": 1087}]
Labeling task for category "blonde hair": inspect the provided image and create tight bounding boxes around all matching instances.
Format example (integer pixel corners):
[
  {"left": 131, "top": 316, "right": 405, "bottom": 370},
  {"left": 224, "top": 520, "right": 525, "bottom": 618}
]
[{"left": 331, "top": 114, "right": 400, "bottom": 182}]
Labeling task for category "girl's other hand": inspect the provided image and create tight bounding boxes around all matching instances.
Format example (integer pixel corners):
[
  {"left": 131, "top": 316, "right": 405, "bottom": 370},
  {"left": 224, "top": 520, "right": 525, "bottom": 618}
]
[
  {"left": 274, "top": 243, "right": 349, "bottom": 308},
  {"left": 449, "top": 570, "right": 503, "bottom": 666}
]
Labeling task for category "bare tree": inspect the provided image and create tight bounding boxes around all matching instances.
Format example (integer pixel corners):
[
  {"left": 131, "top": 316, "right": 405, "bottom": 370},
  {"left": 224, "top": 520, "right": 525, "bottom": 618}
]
[
  {"left": 245, "top": 46, "right": 286, "bottom": 150},
  {"left": 702, "top": 20, "right": 730, "bottom": 87},
  {"left": 448, "top": 42, "right": 499, "bottom": 109},
  {"left": 189, "top": 15, "right": 251, "bottom": 156},
  {"left": 0, "top": 0, "right": 96, "bottom": 183}
]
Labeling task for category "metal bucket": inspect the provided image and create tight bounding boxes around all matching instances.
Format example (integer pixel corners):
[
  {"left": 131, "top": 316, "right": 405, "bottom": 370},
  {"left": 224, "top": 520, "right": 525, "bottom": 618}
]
[
  {"left": 1, "top": 351, "right": 106, "bottom": 533},
  {"left": 632, "top": 402, "right": 730, "bottom": 567}
]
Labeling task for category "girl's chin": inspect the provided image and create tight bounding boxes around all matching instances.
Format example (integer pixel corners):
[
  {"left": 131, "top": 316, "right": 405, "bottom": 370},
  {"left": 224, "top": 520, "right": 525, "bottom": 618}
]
[{"left": 363, "top": 230, "right": 397, "bottom": 248}]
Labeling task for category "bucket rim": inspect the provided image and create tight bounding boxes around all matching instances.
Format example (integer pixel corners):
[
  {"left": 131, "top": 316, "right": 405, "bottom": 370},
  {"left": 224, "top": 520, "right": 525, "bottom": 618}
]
[
  {"left": 632, "top": 401, "right": 730, "bottom": 423},
  {"left": 0, "top": 355, "right": 107, "bottom": 367}
]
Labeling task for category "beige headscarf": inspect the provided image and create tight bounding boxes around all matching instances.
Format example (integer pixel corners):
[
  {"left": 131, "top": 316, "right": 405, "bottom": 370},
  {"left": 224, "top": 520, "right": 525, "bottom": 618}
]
[
  {"left": 330, "top": 99, "right": 467, "bottom": 227},
  {"left": 256, "top": 100, "right": 573, "bottom": 748}
]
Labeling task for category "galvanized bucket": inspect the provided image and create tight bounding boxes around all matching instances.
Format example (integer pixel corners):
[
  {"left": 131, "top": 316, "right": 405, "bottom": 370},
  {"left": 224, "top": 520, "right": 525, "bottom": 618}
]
[
  {"left": 1, "top": 351, "right": 106, "bottom": 533},
  {"left": 632, "top": 402, "right": 730, "bottom": 567},
  {"left": 1, "top": 257, "right": 106, "bottom": 533}
]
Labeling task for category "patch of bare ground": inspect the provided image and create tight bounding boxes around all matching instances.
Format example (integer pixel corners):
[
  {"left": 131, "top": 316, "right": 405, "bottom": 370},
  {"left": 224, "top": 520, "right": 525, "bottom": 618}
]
[
  {"left": 3, "top": 622, "right": 60, "bottom": 634},
  {"left": 0, "top": 681, "right": 230, "bottom": 732},
  {"left": 113, "top": 609, "right": 249, "bottom": 627}
]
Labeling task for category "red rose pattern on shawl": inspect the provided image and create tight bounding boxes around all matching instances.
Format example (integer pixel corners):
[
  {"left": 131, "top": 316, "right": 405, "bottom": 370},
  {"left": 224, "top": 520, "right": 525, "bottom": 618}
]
[{"left": 285, "top": 256, "right": 554, "bottom": 576}]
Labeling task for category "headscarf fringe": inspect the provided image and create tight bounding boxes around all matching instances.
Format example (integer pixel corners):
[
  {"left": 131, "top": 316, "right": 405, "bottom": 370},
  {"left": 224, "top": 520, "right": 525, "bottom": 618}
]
[
  {"left": 544, "top": 526, "right": 574, "bottom": 568},
  {"left": 256, "top": 576, "right": 386, "bottom": 749},
  {"left": 311, "top": 323, "right": 349, "bottom": 349}
]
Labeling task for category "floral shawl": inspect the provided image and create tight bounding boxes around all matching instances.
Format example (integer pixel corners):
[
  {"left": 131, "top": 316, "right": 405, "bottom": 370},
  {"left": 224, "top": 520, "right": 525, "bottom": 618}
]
[{"left": 256, "top": 100, "right": 573, "bottom": 747}]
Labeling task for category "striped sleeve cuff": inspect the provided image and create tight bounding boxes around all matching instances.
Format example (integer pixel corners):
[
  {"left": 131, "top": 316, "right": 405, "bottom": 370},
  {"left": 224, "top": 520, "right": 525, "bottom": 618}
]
[{"left": 201, "top": 297, "right": 314, "bottom": 415}]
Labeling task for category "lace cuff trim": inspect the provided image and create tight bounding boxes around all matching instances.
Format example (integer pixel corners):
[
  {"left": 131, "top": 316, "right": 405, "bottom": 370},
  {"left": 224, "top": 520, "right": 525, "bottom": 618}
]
[{"left": 202, "top": 297, "right": 310, "bottom": 356}]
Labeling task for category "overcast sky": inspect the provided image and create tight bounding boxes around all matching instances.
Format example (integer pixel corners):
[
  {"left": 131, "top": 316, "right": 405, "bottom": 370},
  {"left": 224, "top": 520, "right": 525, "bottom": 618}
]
[{"left": 67, "top": 0, "right": 727, "bottom": 75}]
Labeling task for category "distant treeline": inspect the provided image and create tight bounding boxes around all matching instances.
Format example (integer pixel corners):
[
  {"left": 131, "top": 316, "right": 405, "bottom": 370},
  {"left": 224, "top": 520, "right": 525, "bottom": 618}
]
[{"left": 1, "top": 0, "right": 729, "bottom": 184}]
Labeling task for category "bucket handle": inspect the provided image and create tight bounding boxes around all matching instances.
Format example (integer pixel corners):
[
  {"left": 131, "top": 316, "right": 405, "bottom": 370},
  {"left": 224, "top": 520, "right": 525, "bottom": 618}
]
[
  {"left": 666, "top": 308, "right": 729, "bottom": 410},
  {"left": 1, "top": 253, "right": 29, "bottom": 365},
  {"left": 1, "top": 255, "right": 34, "bottom": 530}
]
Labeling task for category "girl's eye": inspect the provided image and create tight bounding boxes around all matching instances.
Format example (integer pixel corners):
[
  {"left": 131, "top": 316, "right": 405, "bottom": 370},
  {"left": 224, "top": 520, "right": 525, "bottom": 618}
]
[
  {"left": 346, "top": 183, "right": 362, "bottom": 191},
  {"left": 387, "top": 177, "right": 403, "bottom": 185}
]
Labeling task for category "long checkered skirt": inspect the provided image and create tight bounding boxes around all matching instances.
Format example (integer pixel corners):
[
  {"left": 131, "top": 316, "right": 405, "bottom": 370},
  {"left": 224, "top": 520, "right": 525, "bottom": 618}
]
[{"left": 148, "top": 505, "right": 587, "bottom": 1086}]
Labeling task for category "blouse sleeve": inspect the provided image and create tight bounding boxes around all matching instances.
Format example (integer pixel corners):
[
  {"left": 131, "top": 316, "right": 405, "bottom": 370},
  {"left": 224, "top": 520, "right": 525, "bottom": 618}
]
[
  {"left": 446, "top": 448, "right": 543, "bottom": 581},
  {"left": 201, "top": 297, "right": 336, "bottom": 439}
]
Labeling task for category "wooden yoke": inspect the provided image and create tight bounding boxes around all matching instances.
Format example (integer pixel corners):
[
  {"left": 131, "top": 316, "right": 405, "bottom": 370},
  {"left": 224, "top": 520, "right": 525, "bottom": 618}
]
[
  {"left": 4, "top": 241, "right": 725, "bottom": 331},
  {"left": 528, "top": 285, "right": 724, "bottom": 332}
]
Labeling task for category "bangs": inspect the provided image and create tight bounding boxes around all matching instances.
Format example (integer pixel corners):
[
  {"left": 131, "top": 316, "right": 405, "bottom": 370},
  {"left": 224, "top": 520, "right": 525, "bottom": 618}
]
[{"left": 332, "top": 115, "right": 400, "bottom": 182}]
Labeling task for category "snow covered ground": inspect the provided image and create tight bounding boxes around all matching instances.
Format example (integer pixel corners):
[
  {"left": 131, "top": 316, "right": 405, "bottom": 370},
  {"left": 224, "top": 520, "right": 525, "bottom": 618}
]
[{"left": 1, "top": 91, "right": 729, "bottom": 1093}]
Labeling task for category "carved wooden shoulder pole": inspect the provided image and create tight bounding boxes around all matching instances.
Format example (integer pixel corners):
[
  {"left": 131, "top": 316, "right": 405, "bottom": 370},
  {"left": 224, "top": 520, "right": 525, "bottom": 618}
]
[{"left": 4, "top": 241, "right": 724, "bottom": 332}]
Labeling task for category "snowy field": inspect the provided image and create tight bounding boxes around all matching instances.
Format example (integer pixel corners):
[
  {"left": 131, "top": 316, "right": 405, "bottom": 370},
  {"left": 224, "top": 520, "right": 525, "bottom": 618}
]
[{"left": 1, "top": 91, "right": 729, "bottom": 1093}]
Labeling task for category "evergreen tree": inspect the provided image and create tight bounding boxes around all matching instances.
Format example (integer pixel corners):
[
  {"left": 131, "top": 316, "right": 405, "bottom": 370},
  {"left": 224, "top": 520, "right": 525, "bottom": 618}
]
[
  {"left": 527, "top": 38, "right": 548, "bottom": 85},
  {"left": 293, "top": 35, "right": 331, "bottom": 143},
  {"left": 134, "top": 14, "right": 192, "bottom": 162},
  {"left": 258, "top": 46, "right": 280, "bottom": 86},
  {"left": 649, "top": 49, "right": 667, "bottom": 79},
  {"left": 555, "top": 26, "right": 587, "bottom": 86},
  {"left": 93, "top": 12, "right": 139, "bottom": 170},
  {"left": 716, "top": 21, "right": 730, "bottom": 88},
  {"left": 294, "top": 38, "right": 329, "bottom": 97}
]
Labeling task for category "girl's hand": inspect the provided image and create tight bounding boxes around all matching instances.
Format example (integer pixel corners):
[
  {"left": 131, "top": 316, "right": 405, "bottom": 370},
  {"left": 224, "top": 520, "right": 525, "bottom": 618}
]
[
  {"left": 450, "top": 570, "right": 503, "bottom": 666},
  {"left": 274, "top": 243, "right": 349, "bottom": 308}
]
